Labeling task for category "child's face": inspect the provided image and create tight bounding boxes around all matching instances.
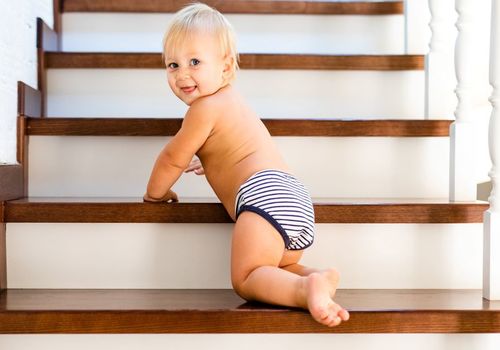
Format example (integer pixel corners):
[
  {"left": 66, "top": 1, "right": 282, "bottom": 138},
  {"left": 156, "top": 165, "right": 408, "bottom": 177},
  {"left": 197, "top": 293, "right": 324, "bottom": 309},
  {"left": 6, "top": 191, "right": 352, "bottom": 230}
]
[{"left": 165, "top": 32, "right": 230, "bottom": 105}]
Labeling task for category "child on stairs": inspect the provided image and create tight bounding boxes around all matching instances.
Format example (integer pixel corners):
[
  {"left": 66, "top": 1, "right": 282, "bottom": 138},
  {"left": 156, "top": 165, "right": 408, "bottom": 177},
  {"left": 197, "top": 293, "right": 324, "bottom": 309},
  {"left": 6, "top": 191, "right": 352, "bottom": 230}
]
[{"left": 144, "top": 2, "right": 349, "bottom": 327}]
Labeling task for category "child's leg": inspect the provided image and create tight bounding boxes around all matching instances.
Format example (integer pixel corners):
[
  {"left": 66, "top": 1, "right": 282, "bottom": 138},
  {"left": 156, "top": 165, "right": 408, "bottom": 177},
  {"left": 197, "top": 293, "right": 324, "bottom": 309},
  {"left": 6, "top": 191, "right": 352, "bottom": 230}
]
[
  {"left": 279, "top": 250, "right": 321, "bottom": 276},
  {"left": 279, "top": 250, "right": 340, "bottom": 299},
  {"left": 231, "top": 211, "right": 349, "bottom": 327}
]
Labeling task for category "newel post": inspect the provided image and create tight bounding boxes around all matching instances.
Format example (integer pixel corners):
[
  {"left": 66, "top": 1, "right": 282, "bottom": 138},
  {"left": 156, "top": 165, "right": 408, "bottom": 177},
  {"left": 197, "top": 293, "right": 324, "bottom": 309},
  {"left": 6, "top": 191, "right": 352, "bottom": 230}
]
[
  {"left": 484, "top": 0, "right": 500, "bottom": 301},
  {"left": 449, "top": 0, "right": 477, "bottom": 201}
]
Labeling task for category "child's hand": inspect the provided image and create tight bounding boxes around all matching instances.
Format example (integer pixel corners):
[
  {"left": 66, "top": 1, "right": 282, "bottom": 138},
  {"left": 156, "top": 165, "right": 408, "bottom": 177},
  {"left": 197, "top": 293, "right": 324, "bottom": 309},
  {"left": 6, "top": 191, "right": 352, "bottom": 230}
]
[
  {"left": 143, "top": 189, "right": 178, "bottom": 203},
  {"left": 185, "top": 158, "right": 205, "bottom": 175}
]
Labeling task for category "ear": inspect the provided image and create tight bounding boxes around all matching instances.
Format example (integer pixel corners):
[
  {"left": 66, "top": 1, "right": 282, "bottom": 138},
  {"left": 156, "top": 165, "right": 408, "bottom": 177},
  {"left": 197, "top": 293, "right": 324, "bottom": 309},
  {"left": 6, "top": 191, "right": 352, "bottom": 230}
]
[{"left": 222, "top": 55, "right": 234, "bottom": 79}]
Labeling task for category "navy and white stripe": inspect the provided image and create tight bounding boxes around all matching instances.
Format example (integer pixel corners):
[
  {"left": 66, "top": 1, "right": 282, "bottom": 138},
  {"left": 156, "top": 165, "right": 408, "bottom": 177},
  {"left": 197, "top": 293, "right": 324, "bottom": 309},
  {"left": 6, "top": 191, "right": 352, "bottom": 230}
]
[{"left": 235, "top": 169, "right": 315, "bottom": 250}]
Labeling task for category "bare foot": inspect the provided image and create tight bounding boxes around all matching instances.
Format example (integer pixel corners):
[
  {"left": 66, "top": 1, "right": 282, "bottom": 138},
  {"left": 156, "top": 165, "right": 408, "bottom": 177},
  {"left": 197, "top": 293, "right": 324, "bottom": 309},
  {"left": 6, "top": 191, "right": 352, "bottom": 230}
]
[
  {"left": 305, "top": 269, "right": 350, "bottom": 327},
  {"left": 322, "top": 268, "right": 339, "bottom": 299}
]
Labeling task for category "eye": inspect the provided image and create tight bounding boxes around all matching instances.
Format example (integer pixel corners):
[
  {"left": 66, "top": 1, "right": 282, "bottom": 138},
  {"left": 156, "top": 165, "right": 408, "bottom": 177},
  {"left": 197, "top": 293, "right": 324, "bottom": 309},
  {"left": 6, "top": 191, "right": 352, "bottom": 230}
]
[
  {"left": 190, "top": 58, "right": 200, "bottom": 66},
  {"left": 167, "top": 62, "right": 178, "bottom": 69}
]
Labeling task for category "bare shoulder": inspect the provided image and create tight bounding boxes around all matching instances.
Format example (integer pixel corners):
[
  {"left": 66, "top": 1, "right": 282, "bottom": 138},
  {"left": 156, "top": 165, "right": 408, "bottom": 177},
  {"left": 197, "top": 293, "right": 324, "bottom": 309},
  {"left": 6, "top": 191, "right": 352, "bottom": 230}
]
[{"left": 189, "top": 85, "right": 239, "bottom": 118}]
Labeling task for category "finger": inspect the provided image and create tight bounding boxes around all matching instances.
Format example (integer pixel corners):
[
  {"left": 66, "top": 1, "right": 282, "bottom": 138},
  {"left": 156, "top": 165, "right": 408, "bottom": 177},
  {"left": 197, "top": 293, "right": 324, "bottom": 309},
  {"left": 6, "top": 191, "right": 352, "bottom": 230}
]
[
  {"left": 185, "top": 160, "right": 200, "bottom": 172},
  {"left": 171, "top": 191, "right": 179, "bottom": 202}
]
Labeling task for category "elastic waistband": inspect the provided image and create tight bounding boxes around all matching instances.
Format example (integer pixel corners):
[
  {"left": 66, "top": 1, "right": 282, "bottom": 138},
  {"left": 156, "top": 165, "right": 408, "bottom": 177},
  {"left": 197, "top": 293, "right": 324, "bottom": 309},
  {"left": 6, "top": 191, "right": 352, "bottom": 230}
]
[{"left": 234, "top": 169, "right": 295, "bottom": 214}]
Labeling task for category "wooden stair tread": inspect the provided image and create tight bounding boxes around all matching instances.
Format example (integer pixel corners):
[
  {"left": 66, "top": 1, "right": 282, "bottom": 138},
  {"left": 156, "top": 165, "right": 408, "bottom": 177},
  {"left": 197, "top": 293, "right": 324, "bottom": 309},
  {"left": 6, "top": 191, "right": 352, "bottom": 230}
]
[
  {"left": 62, "top": 1, "right": 404, "bottom": 15},
  {"left": 4, "top": 197, "right": 488, "bottom": 223},
  {"left": 25, "top": 117, "right": 453, "bottom": 137},
  {"left": 45, "top": 52, "right": 425, "bottom": 70},
  {"left": 0, "top": 289, "right": 498, "bottom": 333}
]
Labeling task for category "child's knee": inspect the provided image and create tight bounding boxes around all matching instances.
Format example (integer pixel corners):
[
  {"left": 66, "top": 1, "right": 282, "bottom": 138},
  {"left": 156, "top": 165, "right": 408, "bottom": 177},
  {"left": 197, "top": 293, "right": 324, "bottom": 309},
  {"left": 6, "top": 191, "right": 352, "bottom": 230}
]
[{"left": 231, "top": 270, "right": 252, "bottom": 300}]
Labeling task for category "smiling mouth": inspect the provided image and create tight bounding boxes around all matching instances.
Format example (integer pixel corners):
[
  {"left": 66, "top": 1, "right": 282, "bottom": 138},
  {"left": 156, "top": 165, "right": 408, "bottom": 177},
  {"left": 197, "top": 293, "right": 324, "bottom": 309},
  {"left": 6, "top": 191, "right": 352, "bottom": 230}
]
[{"left": 181, "top": 86, "right": 196, "bottom": 93}]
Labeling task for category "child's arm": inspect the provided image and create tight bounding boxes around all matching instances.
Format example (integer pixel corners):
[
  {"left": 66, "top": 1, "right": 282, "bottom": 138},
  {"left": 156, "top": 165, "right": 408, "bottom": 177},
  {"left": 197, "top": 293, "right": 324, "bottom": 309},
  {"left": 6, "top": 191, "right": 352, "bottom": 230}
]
[{"left": 145, "top": 102, "right": 215, "bottom": 201}]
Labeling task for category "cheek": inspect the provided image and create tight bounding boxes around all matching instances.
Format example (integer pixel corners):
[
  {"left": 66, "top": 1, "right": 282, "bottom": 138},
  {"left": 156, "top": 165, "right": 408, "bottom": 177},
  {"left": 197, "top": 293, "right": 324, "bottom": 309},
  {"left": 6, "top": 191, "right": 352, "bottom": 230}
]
[{"left": 167, "top": 75, "right": 176, "bottom": 90}]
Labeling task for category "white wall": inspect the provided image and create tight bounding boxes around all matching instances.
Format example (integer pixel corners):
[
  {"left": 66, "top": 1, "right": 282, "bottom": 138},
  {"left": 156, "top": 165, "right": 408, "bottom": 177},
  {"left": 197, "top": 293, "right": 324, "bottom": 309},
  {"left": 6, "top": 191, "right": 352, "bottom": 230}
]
[{"left": 0, "top": 0, "right": 53, "bottom": 164}]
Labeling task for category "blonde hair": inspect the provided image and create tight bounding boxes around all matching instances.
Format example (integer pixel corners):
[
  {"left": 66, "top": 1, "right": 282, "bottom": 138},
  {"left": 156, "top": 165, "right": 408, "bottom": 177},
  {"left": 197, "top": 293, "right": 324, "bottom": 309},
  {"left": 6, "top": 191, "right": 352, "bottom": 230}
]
[{"left": 162, "top": 2, "right": 239, "bottom": 82}]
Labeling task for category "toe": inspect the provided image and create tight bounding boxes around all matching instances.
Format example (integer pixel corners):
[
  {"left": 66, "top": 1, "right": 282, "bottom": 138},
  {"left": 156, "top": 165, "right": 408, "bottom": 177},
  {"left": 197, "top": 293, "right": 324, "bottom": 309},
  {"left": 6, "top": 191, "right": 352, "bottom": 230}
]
[
  {"left": 327, "top": 316, "right": 342, "bottom": 327},
  {"left": 339, "top": 308, "right": 350, "bottom": 321},
  {"left": 321, "top": 314, "right": 334, "bottom": 326}
]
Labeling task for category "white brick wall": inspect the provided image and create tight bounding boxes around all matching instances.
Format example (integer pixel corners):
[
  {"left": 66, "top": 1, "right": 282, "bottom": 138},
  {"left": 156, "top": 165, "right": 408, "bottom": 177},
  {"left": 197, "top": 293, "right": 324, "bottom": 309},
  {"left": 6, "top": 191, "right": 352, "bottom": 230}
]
[{"left": 0, "top": 0, "right": 53, "bottom": 164}]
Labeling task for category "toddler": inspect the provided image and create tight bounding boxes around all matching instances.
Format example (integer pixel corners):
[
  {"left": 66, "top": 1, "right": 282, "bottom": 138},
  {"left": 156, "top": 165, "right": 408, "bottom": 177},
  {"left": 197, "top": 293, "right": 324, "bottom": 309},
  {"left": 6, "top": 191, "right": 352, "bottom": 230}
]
[{"left": 144, "top": 2, "right": 349, "bottom": 327}]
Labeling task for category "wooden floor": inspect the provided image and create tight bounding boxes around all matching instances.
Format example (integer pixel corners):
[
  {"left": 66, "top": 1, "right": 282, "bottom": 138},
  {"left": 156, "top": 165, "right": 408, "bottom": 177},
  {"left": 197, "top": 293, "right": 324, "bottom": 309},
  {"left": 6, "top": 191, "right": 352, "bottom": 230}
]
[{"left": 0, "top": 289, "right": 499, "bottom": 333}]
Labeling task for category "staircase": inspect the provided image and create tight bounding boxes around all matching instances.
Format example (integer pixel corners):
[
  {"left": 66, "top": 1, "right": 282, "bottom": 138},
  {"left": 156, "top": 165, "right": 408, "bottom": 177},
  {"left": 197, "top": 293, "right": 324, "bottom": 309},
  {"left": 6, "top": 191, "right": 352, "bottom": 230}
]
[{"left": 1, "top": 0, "right": 498, "bottom": 348}]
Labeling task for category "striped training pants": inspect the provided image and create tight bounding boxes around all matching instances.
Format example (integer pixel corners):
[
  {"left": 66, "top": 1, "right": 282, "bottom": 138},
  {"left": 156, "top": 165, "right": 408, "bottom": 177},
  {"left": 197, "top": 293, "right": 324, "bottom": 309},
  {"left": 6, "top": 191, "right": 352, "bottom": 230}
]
[{"left": 235, "top": 169, "right": 315, "bottom": 250}]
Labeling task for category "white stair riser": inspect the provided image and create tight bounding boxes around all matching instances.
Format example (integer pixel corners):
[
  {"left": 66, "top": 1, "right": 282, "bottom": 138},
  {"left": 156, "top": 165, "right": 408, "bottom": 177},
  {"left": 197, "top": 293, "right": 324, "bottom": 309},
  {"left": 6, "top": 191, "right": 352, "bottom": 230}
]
[
  {"left": 62, "top": 13, "right": 406, "bottom": 54},
  {"left": 47, "top": 69, "right": 425, "bottom": 118},
  {"left": 1, "top": 334, "right": 500, "bottom": 350},
  {"left": 7, "top": 223, "right": 482, "bottom": 289},
  {"left": 28, "top": 136, "right": 449, "bottom": 198}
]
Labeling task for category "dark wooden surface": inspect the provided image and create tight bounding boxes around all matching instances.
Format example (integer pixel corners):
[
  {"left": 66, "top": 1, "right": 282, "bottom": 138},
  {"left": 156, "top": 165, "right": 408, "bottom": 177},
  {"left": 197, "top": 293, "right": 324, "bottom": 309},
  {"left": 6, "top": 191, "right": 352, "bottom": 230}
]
[
  {"left": 0, "top": 204, "right": 5, "bottom": 290},
  {"left": 4, "top": 198, "right": 488, "bottom": 223},
  {"left": 37, "top": 19, "right": 59, "bottom": 117},
  {"left": 53, "top": 0, "right": 62, "bottom": 35},
  {"left": 45, "top": 52, "right": 425, "bottom": 71},
  {"left": 25, "top": 118, "right": 453, "bottom": 137},
  {"left": 16, "top": 117, "right": 28, "bottom": 197},
  {"left": 0, "top": 166, "right": 24, "bottom": 202},
  {"left": 1, "top": 289, "right": 499, "bottom": 333},
  {"left": 17, "top": 82, "right": 41, "bottom": 119},
  {"left": 62, "top": 0, "right": 404, "bottom": 15},
  {"left": 17, "top": 82, "right": 42, "bottom": 197}
]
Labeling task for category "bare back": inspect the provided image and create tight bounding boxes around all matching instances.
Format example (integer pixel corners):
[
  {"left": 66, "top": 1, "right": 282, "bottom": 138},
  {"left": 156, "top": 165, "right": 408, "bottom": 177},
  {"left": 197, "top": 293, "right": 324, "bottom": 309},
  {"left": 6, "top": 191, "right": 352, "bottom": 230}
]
[{"left": 195, "top": 86, "right": 290, "bottom": 220}]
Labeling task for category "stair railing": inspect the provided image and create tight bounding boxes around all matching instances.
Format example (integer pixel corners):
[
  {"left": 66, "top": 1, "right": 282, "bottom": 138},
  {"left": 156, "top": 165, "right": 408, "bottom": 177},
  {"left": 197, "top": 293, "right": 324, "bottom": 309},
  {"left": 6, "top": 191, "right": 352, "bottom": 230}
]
[{"left": 427, "top": 0, "right": 498, "bottom": 299}]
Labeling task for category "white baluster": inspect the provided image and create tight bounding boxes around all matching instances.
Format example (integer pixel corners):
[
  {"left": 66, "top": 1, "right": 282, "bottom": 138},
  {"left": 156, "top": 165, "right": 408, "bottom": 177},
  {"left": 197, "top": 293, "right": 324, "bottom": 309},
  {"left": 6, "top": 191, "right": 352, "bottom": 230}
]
[
  {"left": 484, "top": 0, "right": 500, "bottom": 301},
  {"left": 449, "top": 0, "right": 477, "bottom": 201},
  {"left": 425, "top": 0, "right": 456, "bottom": 119}
]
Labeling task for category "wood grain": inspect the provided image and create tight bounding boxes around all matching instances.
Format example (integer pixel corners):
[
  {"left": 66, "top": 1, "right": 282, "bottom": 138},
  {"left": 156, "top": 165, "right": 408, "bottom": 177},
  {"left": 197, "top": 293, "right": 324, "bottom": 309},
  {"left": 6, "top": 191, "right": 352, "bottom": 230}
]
[
  {"left": 45, "top": 52, "right": 425, "bottom": 71},
  {"left": 4, "top": 198, "right": 488, "bottom": 223},
  {"left": 0, "top": 289, "right": 499, "bottom": 333},
  {"left": 62, "top": 0, "right": 404, "bottom": 15},
  {"left": 25, "top": 118, "right": 453, "bottom": 137}
]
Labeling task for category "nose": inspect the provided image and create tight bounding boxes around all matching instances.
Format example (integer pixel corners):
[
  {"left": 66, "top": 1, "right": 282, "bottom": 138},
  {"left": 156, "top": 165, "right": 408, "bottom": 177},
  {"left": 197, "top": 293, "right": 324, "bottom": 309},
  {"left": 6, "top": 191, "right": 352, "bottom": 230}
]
[{"left": 177, "top": 67, "right": 190, "bottom": 81}]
